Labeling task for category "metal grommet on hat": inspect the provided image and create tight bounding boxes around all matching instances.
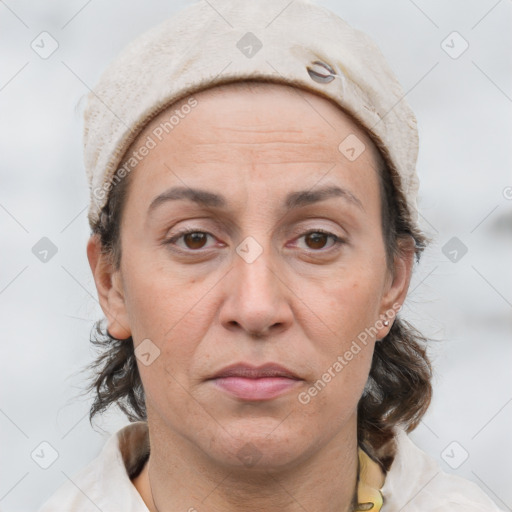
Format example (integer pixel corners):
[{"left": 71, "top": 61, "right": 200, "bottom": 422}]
[
  {"left": 83, "top": 0, "right": 420, "bottom": 229},
  {"left": 307, "top": 61, "right": 337, "bottom": 84}
]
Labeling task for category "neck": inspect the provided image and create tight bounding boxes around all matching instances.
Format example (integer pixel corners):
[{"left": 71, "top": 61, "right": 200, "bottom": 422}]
[{"left": 133, "top": 415, "right": 359, "bottom": 512}]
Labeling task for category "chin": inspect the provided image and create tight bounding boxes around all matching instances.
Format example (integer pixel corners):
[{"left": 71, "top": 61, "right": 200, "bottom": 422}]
[{"left": 196, "top": 418, "right": 319, "bottom": 472}]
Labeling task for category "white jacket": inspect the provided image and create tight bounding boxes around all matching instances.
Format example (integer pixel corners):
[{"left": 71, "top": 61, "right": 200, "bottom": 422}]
[{"left": 37, "top": 422, "right": 504, "bottom": 511}]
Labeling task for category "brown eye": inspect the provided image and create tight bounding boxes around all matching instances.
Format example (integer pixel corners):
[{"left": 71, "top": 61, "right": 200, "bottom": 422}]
[
  {"left": 295, "top": 230, "right": 344, "bottom": 252},
  {"left": 183, "top": 232, "right": 208, "bottom": 249},
  {"left": 305, "top": 232, "right": 329, "bottom": 250},
  {"left": 164, "top": 230, "right": 216, "bottom": 252}
]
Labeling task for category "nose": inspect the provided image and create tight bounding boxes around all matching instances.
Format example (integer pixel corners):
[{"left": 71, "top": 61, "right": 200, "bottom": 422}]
[{"left": 219, "top": 243, "right": 293, "bottom": 339}]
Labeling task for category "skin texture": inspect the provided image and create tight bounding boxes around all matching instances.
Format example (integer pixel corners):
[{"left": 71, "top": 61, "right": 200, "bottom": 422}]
[{"left": 87, "top": 82, "right": 414, "bottom": 512}]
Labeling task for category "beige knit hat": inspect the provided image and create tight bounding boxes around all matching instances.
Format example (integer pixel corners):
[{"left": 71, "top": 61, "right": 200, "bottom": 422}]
[{"left": 84, "top": 0, "right": 420, "bottom": 228}]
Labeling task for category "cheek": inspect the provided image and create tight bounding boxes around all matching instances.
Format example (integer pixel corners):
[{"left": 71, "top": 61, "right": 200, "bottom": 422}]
[
  {"left": 325, "top": 262, "right": 386, "bottom": 338},
  {"left": 296, "top": 268, "right": 385, "bottom": 420},
  {"left": 297, "top": 339, "right": 374, "bottom": 438},
  {"left": 313, "top": 260, "right": 386, "bottom": 393},
  {"left": 121, "top": 249, "right": 210, "bottom": 340},
  {"left": 127, "top": 279, "right": 212, "bottom": 414},
  {"left": 119, "top": 260, "right": 220, "bottom": 411}
]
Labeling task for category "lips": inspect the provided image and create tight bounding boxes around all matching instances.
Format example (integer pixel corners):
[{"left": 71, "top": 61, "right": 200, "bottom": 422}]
[
  {"left": 207, "top": 363, "right": 302, "bottom": 401},
  {"left": 210, "top": 363, "right": 300, "bottom": 380}
]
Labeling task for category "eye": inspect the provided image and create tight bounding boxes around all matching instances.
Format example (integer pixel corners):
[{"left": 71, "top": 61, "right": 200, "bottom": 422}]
[
  {"left": 164, "top": 229, "right": 218, "bottom": 251},
  {"left": 163, "top": 228, "right": 344, "bottom": 254},
  {"left": 294, "top": 229, "right": 345, "bottom": 251}
]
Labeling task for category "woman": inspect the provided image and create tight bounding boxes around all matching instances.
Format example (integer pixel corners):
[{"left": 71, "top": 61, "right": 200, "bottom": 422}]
[{"left": 38, "top": 0, "right": 504, "bottom": 510}]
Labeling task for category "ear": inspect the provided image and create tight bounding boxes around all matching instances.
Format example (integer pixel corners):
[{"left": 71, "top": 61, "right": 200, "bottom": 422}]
[
  {"left": 376, "top": 238, "right": 415, "bottom": 339},
  {"left": 87, "top": 235, "right": 131, "bottom": 339}
]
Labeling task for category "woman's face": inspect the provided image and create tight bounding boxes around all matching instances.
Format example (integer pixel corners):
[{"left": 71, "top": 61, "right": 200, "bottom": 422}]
[{"left": 90, "top": 83, "right": 412, "bottom": 470}]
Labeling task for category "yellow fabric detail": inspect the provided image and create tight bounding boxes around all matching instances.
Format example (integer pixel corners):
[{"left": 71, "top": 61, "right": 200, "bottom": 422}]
[{"left": 355, "top": 448, "right": 385, "bottom": 511}]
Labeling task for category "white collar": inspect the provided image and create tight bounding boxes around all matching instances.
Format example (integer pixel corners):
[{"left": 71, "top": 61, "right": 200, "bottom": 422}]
[{"left": 38, "top": 421, "right": 504, "bottom": 511}]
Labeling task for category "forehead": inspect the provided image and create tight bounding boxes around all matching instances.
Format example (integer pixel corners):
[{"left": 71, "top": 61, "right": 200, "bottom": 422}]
[
  {"left": 121, "top": 82, "right": 384, "bottom": 218},
  {"left": 138, "top": 81, "right": 381, "bottom": 163}
]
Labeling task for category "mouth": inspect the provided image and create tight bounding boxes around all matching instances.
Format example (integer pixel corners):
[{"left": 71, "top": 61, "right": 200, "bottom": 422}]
[{"left": 207, "top": 363, "right": 303, "bottom": 401}]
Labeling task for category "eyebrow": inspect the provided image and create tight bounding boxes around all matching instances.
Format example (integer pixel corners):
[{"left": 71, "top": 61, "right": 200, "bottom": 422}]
[{"left": 147, "top": 184, "right": 364, "bottom": 216}]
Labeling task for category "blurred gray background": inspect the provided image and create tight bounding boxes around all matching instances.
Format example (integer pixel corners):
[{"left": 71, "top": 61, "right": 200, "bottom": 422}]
[{"left": 1, "top": 0, "right": 511, "bottom": 510}]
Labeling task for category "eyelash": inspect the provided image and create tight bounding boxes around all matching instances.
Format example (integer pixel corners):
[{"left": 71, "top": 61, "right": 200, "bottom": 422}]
[{"left": 163, "top": 228, "right": 345, "bottom": 253}]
